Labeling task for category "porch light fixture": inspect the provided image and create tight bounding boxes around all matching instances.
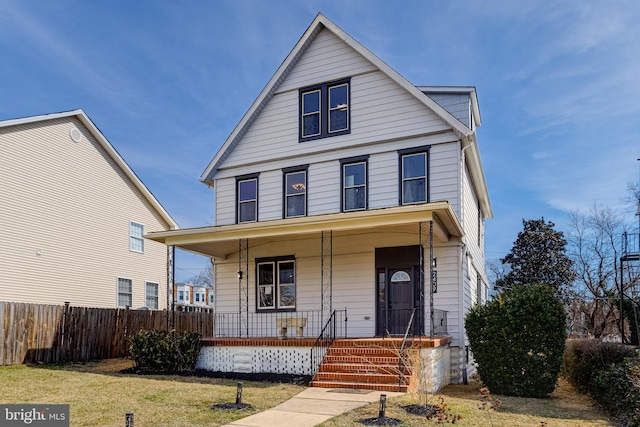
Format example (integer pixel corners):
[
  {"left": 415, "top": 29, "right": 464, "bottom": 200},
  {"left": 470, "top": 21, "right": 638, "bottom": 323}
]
[
  {"left": 431, "top": 258, "right": 437, "bottom": 268},
  {"left": 237, "top": 271, "right": 243, "bottom": 280}
]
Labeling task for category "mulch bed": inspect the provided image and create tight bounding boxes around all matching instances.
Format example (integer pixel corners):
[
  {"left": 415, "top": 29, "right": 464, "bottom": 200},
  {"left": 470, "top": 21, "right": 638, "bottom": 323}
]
[
  {"left": 210, "top": 402, "right": 253, "bottom": 411},
  {"left": 358, "top": 416, "right": 403, "bottom": 426}
]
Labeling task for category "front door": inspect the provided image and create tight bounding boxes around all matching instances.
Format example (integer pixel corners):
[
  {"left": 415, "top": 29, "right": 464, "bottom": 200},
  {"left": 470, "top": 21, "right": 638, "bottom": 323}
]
[{"left": 384, "top": 267, "right": 416, "bottom": 335}]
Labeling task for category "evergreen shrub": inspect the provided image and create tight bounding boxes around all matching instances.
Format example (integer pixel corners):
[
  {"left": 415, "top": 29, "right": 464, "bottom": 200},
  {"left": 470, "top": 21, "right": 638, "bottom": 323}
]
[
  {"left": 129, "top": 329, "right": 202, "bottom": 373},
  {"left": 465, "top": 284, "right": 566, "bottom": 397}
]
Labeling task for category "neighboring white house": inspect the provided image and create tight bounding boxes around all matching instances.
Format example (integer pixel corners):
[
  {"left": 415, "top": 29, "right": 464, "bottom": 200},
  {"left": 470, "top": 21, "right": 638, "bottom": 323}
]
[
  {"left": 174, "top": 282, "right": 214, "bottom": 312},
  {"left": 147, "top": 13, "right": 492, "bottom": 387},
  {"left": 0, "top": 110, "right": 178, "bottom": 309}
]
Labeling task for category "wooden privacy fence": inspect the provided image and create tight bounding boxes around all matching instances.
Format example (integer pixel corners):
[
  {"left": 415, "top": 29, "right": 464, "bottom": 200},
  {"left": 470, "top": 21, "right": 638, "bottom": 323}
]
[{"left": 0, "top": 302, "right": 214, "bottom": 366}]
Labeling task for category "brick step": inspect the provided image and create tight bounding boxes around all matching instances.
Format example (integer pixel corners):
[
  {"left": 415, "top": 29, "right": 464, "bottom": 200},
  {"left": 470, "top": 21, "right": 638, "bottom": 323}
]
[
  {"left": 314, "top": 371, "right": 407, "bottom": 385},
  {"left": 310, "top": 380, "right": 408, "bottom": 393},
  {"left": 322, "top": 355, "right": 401, "bottom": 365},
  {"left": 325, "top": 347, "right": 399, "bottom": 358},
  {"left": 318, "top": 362, "right": 408, "bottom": 375}
]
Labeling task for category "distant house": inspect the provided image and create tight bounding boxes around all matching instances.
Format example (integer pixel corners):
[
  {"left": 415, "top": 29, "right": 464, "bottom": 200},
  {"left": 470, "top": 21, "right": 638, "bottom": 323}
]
[
  {"left": 174, "top": 282, "right": 214, "bottom": 312},
  {"left": 147, "top": 13, "right": 492, "bottom": 390},
  {"left": 0, "top": 110, "right": 178, "bottom": 309}
]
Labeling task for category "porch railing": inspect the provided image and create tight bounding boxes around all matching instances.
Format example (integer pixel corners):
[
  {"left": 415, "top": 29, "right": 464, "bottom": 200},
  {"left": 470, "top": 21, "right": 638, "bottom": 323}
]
[
  {"left": 214, "top": 310, "right": 331, "bottom": 338},
  {"left": 382, "top": 308, "right": 448, "bottom": 337},
  {"left": 310, "top": 309, "right": 348, "bottom": 377}
]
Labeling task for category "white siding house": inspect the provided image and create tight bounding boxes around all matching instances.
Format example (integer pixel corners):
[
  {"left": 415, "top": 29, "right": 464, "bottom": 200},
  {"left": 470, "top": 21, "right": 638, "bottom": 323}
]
[
  {"left": 0, "top": 110, "right": 178, "bottom": 309},
  {"left": 147, "top": 13, "right": 492, "bottom": 388}
]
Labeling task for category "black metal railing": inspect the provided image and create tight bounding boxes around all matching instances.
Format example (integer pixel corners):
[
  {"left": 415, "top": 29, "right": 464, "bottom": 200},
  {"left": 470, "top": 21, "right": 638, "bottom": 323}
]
[
  {"left": 398, "top": 307, "right": 417, "bottom": 391},
  {"left": 214, "top": 310, "right": 327, "bottom": 338},
  {"left": 622, "top": 232, "right": 640, "bottom": 259},
  {"left": 310, "top": 309, "right": 348, "bottom": 377}
]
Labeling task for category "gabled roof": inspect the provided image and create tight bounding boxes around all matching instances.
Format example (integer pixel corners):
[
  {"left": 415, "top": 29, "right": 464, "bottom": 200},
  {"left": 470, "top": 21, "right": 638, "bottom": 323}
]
[
  {"left": 200, "top": 12, "right": 475, "bottom": 185},
  {"left": 0, "top": 109, "right": 179, "bottom": 230}
]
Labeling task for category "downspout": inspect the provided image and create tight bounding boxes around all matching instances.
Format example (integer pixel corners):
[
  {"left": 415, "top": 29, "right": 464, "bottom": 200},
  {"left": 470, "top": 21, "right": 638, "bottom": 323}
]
[{"left": 459, "top": 140, "right": 473, "bottom": 384}]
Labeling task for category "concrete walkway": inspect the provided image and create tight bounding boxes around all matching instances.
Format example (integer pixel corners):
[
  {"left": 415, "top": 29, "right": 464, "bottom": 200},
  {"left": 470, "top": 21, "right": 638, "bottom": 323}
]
[{"left": 222, "top": 387, "right": 404, "bottom": 427}]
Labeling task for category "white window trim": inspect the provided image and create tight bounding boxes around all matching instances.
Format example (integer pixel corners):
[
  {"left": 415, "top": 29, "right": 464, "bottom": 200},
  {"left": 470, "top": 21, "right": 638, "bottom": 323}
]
[
  {"left": 145, "top": 281, "right": 159, "bottom": 310},
  {"left": 117, "top": 276, "right": 133, "bottom": 308},
  {"left": 129, "top": 221, "right": 144, "bottom": 253},
  {"left": 342, "top": 161, "right": 367, "bottom": 212}
]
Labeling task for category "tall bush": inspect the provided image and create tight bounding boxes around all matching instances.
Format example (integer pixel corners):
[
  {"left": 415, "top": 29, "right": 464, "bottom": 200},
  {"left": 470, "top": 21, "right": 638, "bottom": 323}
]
[
  {"left": 129, "top": 329, "right": 202, "bottom": 373},
  {"left": 465, "top": 284, "right": 566, "bottom": 397}
]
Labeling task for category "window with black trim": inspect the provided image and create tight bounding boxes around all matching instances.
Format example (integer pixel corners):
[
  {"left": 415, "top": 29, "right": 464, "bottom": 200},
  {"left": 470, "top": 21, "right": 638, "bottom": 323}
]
[
  {"left": 399, "top": 147, "right": 429, "bottom": 205},
  {"left": 256, "top": 257, "right": 296, "bottom": 311},
  {"left": 236, "top": 175, "right": 258, "bottom": 223},
  {"left": 341, "top": 156, "right": 368, "bottom": 211},
  {"left": 283, "top": 166, "right": 307, "bottom": 218},
  {"left": 300, "top": 79, "right": 350, "bottom": 141}
]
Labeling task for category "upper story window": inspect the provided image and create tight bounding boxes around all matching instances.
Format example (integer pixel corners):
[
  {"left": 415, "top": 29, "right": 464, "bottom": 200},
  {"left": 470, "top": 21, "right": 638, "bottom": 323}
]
[
  {"left": 341, "top": 156, "right": 368, "bottom": 212},
  {"left": 299, "top": 78, "right": 350, "bottom": 141},
  {"left": 399, "top": 147, "right": 429, "bottom": 205},
  {"left": 256, "top": 257, "right": 296, "bottom": 311},
  {"left": 283, "top": 166, "right": 308, "bottom": 218},
  {"left": 237, "top": 174, "right": 259, "bottom": 223},
  {"left": 130, "top": 221, "right": 144, "bottom": 253},
  {"left": 145, "top": 281, "right": 159, "bottom": 309},
  {"left": 117, "top": 277, "right": 132, "bottom": 308}
]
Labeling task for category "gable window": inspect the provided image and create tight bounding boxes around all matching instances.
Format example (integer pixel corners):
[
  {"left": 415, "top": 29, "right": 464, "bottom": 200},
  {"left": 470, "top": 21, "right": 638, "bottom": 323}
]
[
  {"left": 236, "top": 174, "right": 258, "bottom": 223},
  {"left": 145, "top": 281, "right": 159, "bottom": 309},
  {"left": 256, "top": 257, "right": 296, "bottom": 311},
  {"left": 117, "top": 277, "right": 132, "bottom": 308},
  {"left": 299, "top": 78, "right": 350, "bottom": 141},
  {"left": 130, "top": 221, "right": 144, "bottom": 253},
  {"left": 283, "top": 166, "right": 308, "bottom": 218},
  {"left": 399, "top": 147, "right": 429, "bottom": 205},
  {"left": 341, "top": 156, "right": 368, "bottom": 211}
]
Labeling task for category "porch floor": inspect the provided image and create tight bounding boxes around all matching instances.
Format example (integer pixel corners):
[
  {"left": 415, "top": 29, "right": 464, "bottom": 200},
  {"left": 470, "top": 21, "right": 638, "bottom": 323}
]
[{"left": 201, "top": 336, "right": 451, "bottom": 347}]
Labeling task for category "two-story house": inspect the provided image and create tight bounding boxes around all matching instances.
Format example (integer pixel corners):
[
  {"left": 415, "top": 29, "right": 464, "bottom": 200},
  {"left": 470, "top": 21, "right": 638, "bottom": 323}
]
[
  {"left": 147, "top": 13, "right": 492, "bottom": 391},
  {"left": 0, "top": 110, "right": 178, "bottom": 309}
]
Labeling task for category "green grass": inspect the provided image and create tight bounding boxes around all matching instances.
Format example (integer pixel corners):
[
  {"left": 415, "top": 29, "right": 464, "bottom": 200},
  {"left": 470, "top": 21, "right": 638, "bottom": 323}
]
[
  {"left": 318, "top": 379, "right": 614, "bottom": 426},
  {"left": 0, "top": 359, "right": 304, "bottom": 427}
]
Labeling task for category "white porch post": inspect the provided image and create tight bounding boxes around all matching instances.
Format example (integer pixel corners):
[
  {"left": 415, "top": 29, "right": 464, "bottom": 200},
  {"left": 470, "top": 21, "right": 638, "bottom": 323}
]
[
  {"left": 238, "top": 239, "right": 249, "bottom": 337},
  {"left": 321, "top": 230, "right": 333, "bottom": 326}
]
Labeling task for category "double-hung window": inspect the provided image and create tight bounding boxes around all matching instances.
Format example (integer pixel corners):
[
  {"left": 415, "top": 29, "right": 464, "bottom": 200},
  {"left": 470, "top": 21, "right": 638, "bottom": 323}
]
[
  {"left": 399, "top": 147, "right": 429, "bottom": 205},
  {"left": 300, "top": 78, "right": 350, "bottom": 141},
  {"left": 257, "top": 257, "right": 296, "bottom": 311},
  {"left": 130, "top": 221, "right": 144, "bottom": 253},
  {"left": 145, "top": 281, "right": 159, "bottom": 309},
  {"left": 283, "top": 166, "right": 308, "bottom": 218},
  {"left": 117, "top": 277, "right": 132, "bottom": 308},
  {"left": 237, "top": 174, "right": 258, "bottom": 223},
  {"left": 341, "top": 156, "right": 368, "bottom": 211}
]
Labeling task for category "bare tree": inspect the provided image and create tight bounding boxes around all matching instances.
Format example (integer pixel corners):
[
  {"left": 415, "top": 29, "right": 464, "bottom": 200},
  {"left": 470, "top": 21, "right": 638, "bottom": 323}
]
[{"left": 566, "top": 203, "right": 640, "bottom": 339}]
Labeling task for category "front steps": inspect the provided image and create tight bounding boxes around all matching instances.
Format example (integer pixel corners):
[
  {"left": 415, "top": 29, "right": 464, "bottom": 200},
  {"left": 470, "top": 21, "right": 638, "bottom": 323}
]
[{"left": 310, "top": 339, "right": 412, "bottom": 392}]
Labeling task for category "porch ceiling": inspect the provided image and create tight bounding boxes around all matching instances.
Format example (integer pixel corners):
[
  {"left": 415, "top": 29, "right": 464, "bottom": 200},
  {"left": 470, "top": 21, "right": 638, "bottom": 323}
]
[{"left": 145, "top": 201, "right": 462, "bottom": 259}]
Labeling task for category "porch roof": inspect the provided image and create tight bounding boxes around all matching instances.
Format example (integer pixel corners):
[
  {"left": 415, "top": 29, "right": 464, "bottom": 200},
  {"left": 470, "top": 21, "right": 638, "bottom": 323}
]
[{"left": 145, "top": 201, "right": 462, "bottom": 259}]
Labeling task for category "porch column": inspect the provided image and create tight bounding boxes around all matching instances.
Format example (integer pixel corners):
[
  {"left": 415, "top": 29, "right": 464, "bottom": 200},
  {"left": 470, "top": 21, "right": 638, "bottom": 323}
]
[
  {"left": 238, "top": 239, "right": 249, "bottom": 338},
  {"left": 167, "top": 245, "right": 175, "bottom": 329},
  {"left": 419, "top": 221, "right": 435, "bottom": 337},
  {"left": 321, "top": 230, "right": 333, "bottom": 326}
]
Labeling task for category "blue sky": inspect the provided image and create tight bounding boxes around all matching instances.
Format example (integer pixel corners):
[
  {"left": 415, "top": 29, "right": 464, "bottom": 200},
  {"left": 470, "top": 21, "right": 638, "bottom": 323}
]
[{"left": 2, "top": 1, "right": 639, "bottom": 281}]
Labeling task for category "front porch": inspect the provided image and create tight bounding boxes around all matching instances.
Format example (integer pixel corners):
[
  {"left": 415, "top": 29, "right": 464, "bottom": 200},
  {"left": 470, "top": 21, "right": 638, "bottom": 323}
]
[{"left": 197, "top": 335, "right": 452, "bottom": 392}]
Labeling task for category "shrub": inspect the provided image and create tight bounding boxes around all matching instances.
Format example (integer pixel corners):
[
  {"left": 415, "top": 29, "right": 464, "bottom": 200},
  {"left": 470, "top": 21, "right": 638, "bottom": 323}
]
[
  {"left": 591, "top": 357, "right": 640, "bottom": 426},
  {"left": 129, "top": 329, "right": 202, "bottom": 373},
  {"left": 562, "top": 339, "right": 636, "bottom": 393},
  {"left": 465, "top": 284, "right": 566, "bottom": 397}
]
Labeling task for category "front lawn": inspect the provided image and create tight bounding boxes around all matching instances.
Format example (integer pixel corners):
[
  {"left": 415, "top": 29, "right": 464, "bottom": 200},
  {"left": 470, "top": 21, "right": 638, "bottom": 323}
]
[{"left": 0, "top": 359, "right": 304, "bottom": 426}]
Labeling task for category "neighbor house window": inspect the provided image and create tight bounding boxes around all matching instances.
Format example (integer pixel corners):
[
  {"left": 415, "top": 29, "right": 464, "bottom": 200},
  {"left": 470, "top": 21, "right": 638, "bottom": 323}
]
[
  {"left": 117, "top": 277, "right": 132, "bottom": 308},
  {"left": 256, "top": 257, "right": 296, "bottom": 311},
  {"left": 178, "top": 291, "right": 184, "bottom": 301},
  {"left": 237, "top": 174, "right": 258, "bottom": 223},
  {"left": 341, "top": 156, "right": 368, "bottom": 211},
  {"left": 145, "top": 281, "right": 159, "bottom": 309},
  {"left": 399, "top": 147, "right": 429, "bottom": 205},
  {"left": 283, "top": 166, "right": 308, "bottom": 218},
  {"left": 130, "top": 221, "right": 144, "bottom": 253},
  {"left": 299, "top": 78, "right": 350, "bottom": 141}
]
